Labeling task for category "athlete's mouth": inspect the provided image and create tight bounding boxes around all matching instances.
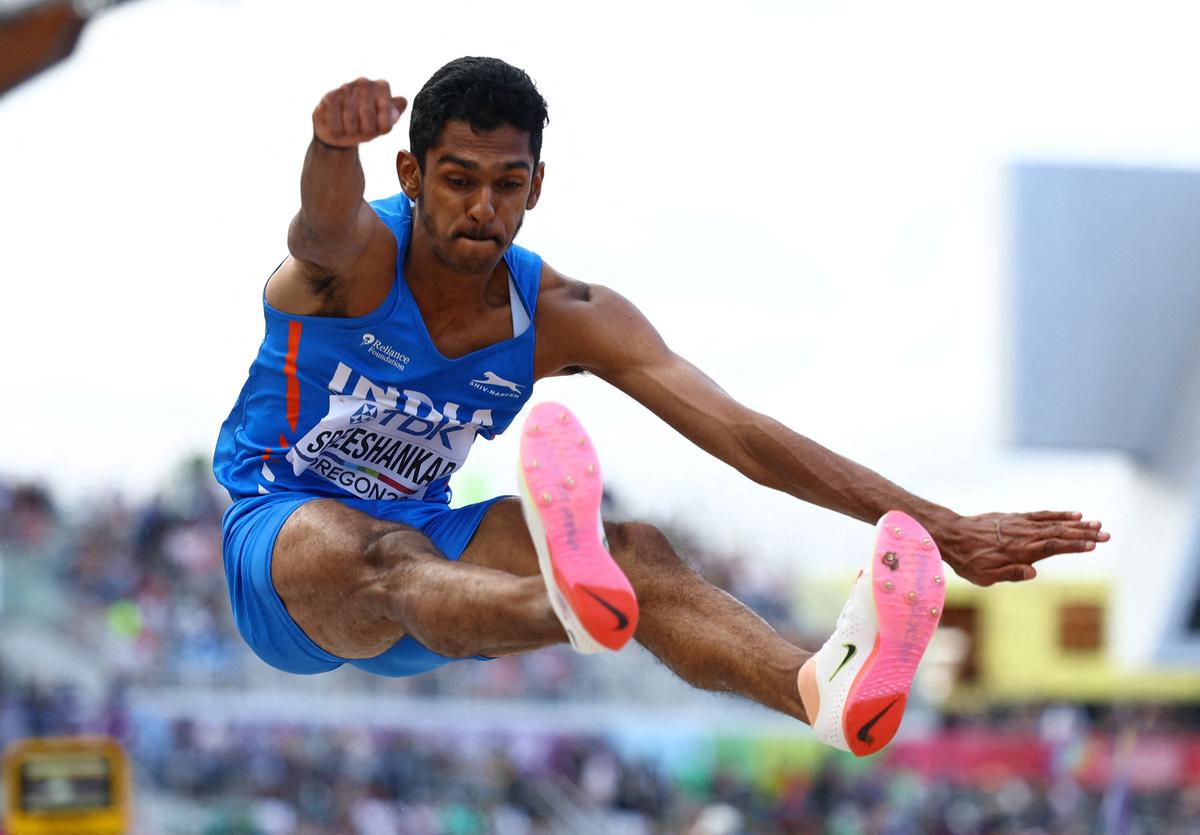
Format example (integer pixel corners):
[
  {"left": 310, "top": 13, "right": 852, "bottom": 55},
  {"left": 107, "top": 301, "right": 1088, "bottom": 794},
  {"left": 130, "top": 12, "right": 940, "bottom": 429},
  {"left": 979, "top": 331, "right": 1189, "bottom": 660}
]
[{"left": 457, "top": 231, "right": 501, "bottom": 244}]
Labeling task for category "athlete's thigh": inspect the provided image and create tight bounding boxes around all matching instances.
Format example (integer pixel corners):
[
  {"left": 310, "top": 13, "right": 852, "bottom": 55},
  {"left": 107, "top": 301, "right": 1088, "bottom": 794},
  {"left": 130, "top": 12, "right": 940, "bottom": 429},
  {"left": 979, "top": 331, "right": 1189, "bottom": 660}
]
[
  {"left": 272, "top": 497, "right": 428, "bottom": 658},
  {"left": 459, "top": 497, "right": 632, "bottom": 576},
  {"left": 458, "top": 497, "right": 542, "bottom": 576}
]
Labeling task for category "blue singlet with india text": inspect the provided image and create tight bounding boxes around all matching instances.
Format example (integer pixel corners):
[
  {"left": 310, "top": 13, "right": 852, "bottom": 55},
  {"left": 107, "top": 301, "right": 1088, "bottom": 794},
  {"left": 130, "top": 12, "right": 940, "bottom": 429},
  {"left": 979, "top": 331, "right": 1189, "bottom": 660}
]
[{"left": 213, "top": 193, "right": 542, "bottom": 506}]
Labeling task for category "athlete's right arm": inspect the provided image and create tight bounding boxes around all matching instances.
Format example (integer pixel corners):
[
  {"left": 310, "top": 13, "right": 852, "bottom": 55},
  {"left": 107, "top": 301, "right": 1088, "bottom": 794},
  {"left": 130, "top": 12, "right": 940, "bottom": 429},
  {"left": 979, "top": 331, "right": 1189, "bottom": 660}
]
[{"left": 266, "top": 78, "right": 407, "bottom": 316}]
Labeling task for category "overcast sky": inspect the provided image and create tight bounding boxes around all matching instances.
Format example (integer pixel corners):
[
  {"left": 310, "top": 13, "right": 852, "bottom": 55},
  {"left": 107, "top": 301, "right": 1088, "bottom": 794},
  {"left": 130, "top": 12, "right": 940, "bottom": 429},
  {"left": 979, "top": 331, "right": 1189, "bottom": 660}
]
[{"left": 3, "top": 0, "right": 1198, "bottom": 586}]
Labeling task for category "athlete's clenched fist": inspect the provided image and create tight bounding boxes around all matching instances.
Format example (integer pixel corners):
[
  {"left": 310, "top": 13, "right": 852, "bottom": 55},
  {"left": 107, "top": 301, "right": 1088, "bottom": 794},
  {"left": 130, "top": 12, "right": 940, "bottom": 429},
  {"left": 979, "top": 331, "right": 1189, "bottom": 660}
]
[{"left": 313, "top": 78, "right": 407, "bottom": 149}]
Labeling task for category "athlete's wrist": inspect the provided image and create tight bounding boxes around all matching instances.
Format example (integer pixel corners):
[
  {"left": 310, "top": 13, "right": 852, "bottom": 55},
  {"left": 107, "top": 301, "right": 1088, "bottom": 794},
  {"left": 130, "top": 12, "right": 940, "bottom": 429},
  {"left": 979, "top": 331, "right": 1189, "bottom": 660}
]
[
  {"left": 912, "top": 507, "right": 961, "bottom": 561},
  {"left": 923, "top": 512, "right": 967, "bottom": 573},
  {"left": 312, "top": 134, "right": 357, "bottom": 152}
]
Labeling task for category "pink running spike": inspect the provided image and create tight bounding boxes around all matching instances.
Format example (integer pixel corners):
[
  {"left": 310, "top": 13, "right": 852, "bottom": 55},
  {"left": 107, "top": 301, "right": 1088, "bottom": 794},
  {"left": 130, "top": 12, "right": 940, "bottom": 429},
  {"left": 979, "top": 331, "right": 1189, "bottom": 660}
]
[
  {"left": 519, "top": 403, "right": 638, "bottom": 653},
  {"left": 842, "top": 510, "right": 945, "bottom": 757}
]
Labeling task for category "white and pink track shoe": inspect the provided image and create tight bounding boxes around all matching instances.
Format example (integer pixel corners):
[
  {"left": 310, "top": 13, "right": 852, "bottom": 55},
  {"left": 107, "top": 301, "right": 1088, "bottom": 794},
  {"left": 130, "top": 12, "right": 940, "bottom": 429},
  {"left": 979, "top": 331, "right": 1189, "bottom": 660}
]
[
  {"left": 518, "top": 403, "right": 638, "bottom": 654},
  {"left": 804, "top": 510, "right": 946, "bottom": 756}
]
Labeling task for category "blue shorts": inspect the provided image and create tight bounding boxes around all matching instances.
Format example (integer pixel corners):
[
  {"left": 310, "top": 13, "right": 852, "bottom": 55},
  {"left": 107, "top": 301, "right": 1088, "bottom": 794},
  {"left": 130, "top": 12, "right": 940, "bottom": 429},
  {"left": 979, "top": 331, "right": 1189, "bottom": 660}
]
[{"left": 221, "top": 492, "right": 506, "bottom": 677}]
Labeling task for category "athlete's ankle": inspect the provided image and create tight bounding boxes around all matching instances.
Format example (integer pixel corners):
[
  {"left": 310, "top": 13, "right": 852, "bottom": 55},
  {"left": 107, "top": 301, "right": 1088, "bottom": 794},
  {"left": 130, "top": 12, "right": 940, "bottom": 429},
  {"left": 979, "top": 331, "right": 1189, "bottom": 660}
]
[{"left": 797, "top": 655, "right": 820, "bottom": 726}]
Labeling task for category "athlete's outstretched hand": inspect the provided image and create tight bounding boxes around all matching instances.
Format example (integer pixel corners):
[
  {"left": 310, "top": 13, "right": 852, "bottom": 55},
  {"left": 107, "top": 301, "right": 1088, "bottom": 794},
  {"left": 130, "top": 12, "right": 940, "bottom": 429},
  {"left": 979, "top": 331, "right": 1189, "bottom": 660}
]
[
  {"left": 934, "top": 511, "right": 1109, "bottom": 586},
  {"left": 313, "top": 78, "right": 407, "bottom": 149}
]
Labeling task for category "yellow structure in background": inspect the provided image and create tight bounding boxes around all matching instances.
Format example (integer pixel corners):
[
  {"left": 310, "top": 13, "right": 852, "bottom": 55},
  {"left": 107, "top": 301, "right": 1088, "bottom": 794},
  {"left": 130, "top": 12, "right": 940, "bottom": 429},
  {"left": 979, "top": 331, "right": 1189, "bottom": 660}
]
[
  {"left": 943, "top": 581, "right": 1200, "bottom": 704},
  {"left": 2, "top": 736, "right": 130, "bottom": 835}
]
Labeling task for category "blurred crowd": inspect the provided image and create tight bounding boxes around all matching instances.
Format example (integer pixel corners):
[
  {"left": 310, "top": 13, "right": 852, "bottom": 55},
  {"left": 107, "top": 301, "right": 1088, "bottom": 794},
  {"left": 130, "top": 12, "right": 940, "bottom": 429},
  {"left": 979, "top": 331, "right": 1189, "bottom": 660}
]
[
  {"left": 3, "top": 664, "right": 1200, "bottom": 835},
  {"left": 0, "top": 465, "right": 238, "bottom": 685},
  {"left": 125, "top": 707, "right": 1200, "bottom": 835},
  {"left": 5, "top": 474, "right": 1200, "bottom": 834}
]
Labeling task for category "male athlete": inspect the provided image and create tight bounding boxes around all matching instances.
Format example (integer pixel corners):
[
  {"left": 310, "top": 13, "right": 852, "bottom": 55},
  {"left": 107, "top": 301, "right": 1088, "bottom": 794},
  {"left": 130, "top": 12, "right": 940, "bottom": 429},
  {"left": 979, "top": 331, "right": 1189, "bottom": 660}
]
[{"left": 214, "top": 57, "right": 1109, "bottom": 756}]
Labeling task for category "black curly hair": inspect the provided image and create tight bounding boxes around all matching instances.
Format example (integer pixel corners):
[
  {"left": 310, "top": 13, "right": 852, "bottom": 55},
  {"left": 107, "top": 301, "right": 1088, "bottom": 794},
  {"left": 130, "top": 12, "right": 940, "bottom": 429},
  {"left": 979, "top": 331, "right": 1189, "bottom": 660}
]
[{"left": 409, "top": 56, "right": 549, "bottom": 171}]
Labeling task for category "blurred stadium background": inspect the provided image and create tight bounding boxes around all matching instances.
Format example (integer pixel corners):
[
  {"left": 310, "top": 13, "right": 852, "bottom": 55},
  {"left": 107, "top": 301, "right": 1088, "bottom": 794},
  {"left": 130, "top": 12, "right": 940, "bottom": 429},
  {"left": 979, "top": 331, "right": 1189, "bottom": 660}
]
[{"left": 4, "top": 1, "right": 1200, "bottom": 833}]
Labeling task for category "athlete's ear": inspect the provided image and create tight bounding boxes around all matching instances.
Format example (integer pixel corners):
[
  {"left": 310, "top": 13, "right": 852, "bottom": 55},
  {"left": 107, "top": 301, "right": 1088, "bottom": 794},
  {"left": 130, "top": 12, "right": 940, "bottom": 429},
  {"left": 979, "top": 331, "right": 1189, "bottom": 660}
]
[
  {"left": 526, "top": 161, "right": 545, "bottom": 211},
  {"left": 397, "top": 151, "right": 421, "bottom": 200}
]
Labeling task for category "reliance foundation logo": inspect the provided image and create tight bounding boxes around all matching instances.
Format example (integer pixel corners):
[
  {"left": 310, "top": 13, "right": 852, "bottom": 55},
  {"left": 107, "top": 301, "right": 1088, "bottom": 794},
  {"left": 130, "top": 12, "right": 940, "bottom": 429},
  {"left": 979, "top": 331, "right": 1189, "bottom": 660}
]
[{"left": 360, "top": 333, "right": 410, "bottom": 372}]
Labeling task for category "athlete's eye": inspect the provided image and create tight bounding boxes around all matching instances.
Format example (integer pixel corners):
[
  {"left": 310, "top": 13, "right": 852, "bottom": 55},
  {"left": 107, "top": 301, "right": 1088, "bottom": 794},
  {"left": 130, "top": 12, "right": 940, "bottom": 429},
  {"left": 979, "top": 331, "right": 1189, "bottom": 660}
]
[
  {"left": 500, "top": 180, "right": 524, "bottom": 190},
  {"left": 446, "top": 177, "right": 469, "bottom": 187}
]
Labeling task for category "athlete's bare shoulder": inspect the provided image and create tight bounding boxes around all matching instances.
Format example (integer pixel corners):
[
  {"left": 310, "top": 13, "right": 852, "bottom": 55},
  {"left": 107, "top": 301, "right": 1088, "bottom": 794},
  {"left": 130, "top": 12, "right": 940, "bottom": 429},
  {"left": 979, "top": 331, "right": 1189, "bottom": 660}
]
[
  {"left": 536, "top": 261, "right": 593, "bottom": 311},
  {"left": 533, "top": 261, "right": 670, "bottom": 381},
  {"left": 264, "top": 218, "right": 398, "bottom": 318}
]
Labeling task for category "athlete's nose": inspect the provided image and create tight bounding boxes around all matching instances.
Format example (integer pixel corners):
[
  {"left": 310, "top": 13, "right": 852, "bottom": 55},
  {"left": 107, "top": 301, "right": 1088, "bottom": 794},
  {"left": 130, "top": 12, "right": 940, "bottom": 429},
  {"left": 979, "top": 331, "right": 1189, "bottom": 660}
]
[{"left": 466, "top": 187, "right": 496, "bottom": 225}]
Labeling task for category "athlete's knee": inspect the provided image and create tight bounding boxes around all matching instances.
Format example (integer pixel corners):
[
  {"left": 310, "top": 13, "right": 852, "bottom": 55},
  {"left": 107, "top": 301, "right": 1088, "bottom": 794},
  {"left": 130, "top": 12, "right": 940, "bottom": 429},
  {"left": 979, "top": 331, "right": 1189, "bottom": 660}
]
[
  {"left": 607, "top": 520, "right": 692, "bottom": 574},
  {"left": 362, "top": 526, "right": 441, "bottom": 572},
  {"left": 279, "top": 501, "right": 437, "bottom": 574},
  {"left": 356, "top": 527, "right": 448, "bottom": 616},
  {"left": 280, "top": 516, "right": 442, "bottom": 628},
  {"left": 362, "top": 529, "right": 498, "bottom": 658}
]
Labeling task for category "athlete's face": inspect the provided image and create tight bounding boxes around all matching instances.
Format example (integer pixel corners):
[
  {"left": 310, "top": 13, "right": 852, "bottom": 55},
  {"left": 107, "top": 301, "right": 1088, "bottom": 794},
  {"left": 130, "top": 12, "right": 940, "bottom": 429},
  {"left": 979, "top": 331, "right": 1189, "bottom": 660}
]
[{"left": 398, "top": 121, "right": 544, "bottom": 276}]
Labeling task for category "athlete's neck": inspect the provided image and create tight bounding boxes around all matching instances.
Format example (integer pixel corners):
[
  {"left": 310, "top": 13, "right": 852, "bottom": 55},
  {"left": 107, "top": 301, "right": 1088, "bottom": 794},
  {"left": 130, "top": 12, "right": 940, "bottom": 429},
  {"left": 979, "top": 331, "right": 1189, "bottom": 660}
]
[{"left": 404, "top": 226, "right": 510, "bottom": 309}]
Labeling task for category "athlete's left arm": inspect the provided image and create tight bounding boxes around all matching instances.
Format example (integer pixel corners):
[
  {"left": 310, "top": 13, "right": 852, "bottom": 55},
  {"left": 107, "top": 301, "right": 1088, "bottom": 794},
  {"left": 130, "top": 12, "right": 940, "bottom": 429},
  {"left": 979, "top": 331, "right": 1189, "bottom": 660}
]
[{"left": 534, "top": 267, "right": 1109, "bottom": 587}]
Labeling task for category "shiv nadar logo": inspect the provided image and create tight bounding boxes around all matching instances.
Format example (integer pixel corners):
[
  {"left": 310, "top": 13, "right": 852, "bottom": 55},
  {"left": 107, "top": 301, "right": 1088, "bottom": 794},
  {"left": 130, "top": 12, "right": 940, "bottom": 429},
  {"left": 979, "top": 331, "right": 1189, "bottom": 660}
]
[{"left": 469, "top": 370, "right": 524, "bottom": 398}]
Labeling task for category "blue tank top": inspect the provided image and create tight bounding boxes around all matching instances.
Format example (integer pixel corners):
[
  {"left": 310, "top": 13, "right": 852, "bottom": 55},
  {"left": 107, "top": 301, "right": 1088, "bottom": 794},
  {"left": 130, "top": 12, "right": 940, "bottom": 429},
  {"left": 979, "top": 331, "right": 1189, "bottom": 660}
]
[{"left": 213, "top": 193, "right": 541, "bottom": 504}]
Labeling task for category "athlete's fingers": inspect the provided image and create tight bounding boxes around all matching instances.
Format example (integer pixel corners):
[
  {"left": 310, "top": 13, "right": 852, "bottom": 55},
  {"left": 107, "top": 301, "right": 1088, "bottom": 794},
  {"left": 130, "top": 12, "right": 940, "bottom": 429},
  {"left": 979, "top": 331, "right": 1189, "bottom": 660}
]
[
  {"left": 375, "top": 92, "right": 396, "bottom": 134},
  {"left": 1025, "top": 510, "right": 1083, "bottom": 522},
  {"left": 343, "top": 78, "right": 366, "bottom": 137},
  {"left": 1029, "top": 538, "right": 1096, "bottom": 561},
  {"left": 329, "top": 84, "right": 351, "bottom": 140},
  {"left": 1064, "top": 523, "right": 1108, "bottom": 540},
  {"left": 372, "top": 84, "right": 403, "bottom": 132},
  {"left": 392, "top": 95, "right": 408, "bottom": 117},
  {"left": 1032, "top": 521, "right": 1109, "bottom": 543},
  {"left": 315, "top": 91, "right": 345, "bottom": 143},
  {"left": 353, "top": 77, "right": 374, "bottom": 135},
  {"left": 1002, "top": 565, "right": 1037, "bottom": 583},
  {"left": 976, "top": 564, "right": 1034, "bottom": 586},
  {"left": 325, "top": 84, "right": 347, "bottom": 140},
  {"left": 1027, "top": 522, "right": 1098, "bottom": 541},
  {"left": 358, "top": 81, "right": 377, "bottom": 136},
  {"left": 1033, "top": 522, "right": 1072, "bottom": 539}
]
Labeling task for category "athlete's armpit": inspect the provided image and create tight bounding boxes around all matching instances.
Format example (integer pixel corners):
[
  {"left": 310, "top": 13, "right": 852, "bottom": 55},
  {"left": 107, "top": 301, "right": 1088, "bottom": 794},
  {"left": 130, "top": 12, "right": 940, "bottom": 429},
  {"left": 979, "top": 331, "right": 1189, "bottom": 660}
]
[{"left": 264, "top": 258, "right": 344, "bottom": 315}]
